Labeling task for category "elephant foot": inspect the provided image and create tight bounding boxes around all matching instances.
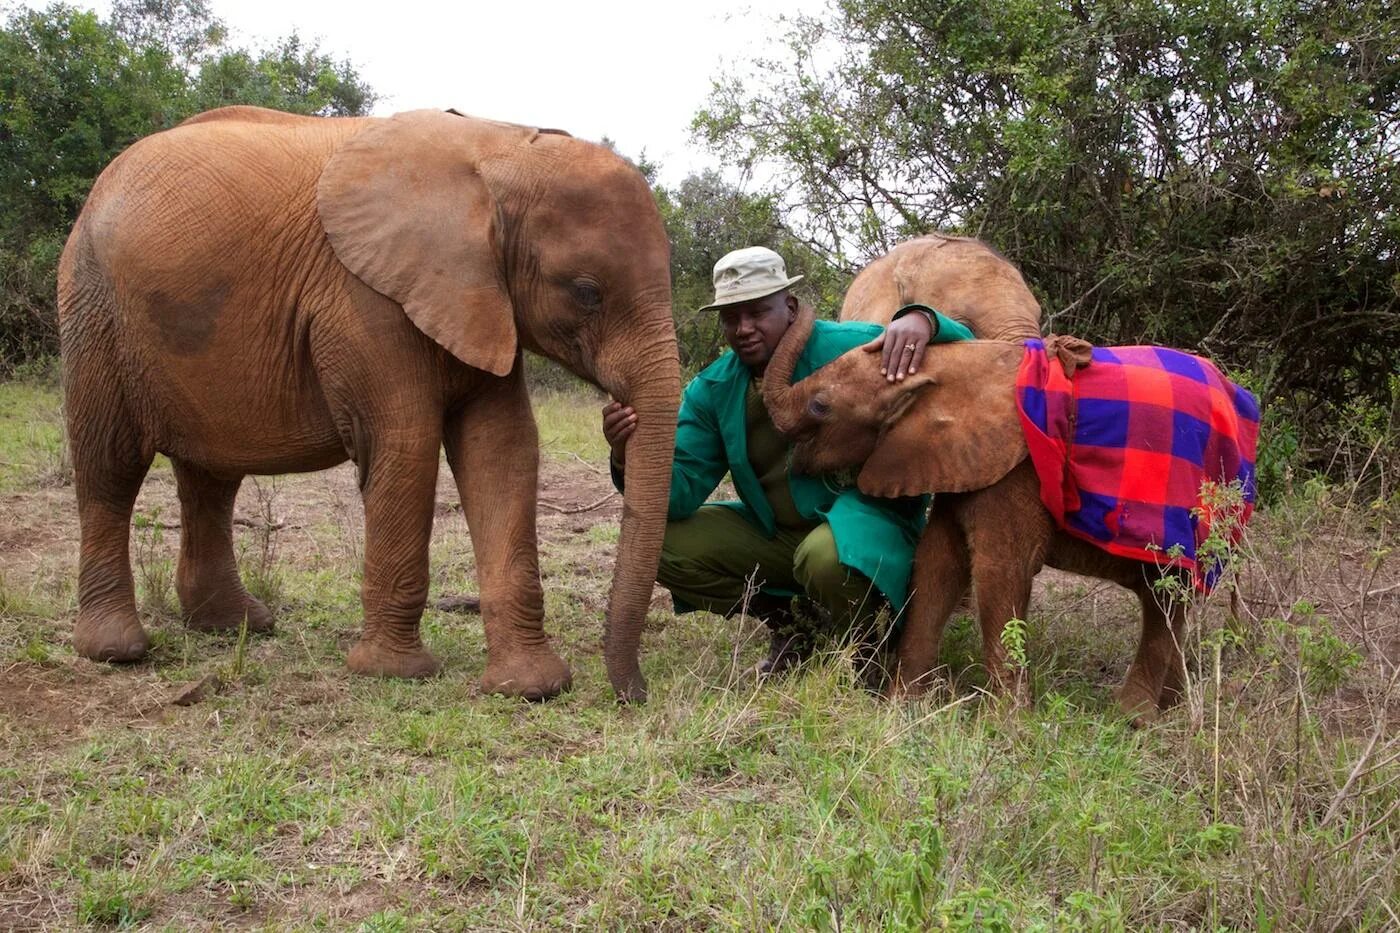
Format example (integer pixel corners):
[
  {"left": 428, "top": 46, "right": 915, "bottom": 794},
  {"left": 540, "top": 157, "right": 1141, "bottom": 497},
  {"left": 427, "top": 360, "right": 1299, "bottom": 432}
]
[
  {"left": 1115, "top": 683, "right": 1160, "bottom": 728},
  {"left": 73, "top": 610, "right": 151, "bottom": 663},
  {"left": 986, "top": 666, "right": 1033, "bottom": 708},
  {"left": 609, "top": 670, "right": 647, "bottom": 705},
  {"left": 481, "top": 647, "right": 572, "bottom": 701},
  {"left": 346, "top": 638, "right": 442, "bottom": 679},
  {"left": 183, "top": 593, "right": 275, "bottom": 635},
  {"left": 885, "top": 662, "right": 941, "bottom": 701}
]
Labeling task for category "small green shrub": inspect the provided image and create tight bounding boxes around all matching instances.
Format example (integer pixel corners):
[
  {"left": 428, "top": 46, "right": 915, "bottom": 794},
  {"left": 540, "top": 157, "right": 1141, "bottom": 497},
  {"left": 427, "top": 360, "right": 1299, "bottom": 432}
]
[
  {"left": 76, "top": 871, "right": 151, "bottom": 927},
  {"left": 1261, "top": 602, "right": 1364, "bottom": 696}
]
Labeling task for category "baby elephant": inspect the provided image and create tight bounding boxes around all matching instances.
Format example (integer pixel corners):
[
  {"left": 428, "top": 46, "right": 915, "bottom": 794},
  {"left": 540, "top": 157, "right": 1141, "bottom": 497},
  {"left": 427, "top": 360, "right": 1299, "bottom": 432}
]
[{"left": 763, "top": 308, "right": 1259, "bottom": 723}]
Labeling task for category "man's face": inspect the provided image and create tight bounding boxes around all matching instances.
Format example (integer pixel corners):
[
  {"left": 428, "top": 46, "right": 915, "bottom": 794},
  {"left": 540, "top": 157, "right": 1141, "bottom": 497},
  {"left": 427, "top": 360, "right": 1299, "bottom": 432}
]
[{"left": 718, "top": 290, "right": 798, "bottom": 374}]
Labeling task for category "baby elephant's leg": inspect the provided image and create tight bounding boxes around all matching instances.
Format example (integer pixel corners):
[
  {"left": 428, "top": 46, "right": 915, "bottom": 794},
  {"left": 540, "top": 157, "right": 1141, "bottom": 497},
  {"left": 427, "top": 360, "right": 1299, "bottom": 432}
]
[{"left": 890, "top": 505, "right": 970, "bottom": 698}]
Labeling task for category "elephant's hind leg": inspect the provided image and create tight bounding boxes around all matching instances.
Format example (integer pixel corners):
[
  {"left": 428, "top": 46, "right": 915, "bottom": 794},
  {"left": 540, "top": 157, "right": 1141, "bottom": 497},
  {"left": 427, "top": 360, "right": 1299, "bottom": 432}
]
[
  {"left": 171, "top": 460, "right": 274, "bottom": 635},
  {"left": 1116, "top": 574, "right": 1187, "bottom": 726},
  {"left": 1155, "top": 603, "right": 1189, "bottom": 713},
  {"left": 67, "top": 382, "right": 153, "bottom": 663}
]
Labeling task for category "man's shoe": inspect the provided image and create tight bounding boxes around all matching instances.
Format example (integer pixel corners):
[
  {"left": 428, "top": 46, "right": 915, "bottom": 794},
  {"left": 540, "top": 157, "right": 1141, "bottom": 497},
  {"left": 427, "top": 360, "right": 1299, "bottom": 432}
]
[{"left": 754, "top": 627, "right": 812, "bottom": 678}]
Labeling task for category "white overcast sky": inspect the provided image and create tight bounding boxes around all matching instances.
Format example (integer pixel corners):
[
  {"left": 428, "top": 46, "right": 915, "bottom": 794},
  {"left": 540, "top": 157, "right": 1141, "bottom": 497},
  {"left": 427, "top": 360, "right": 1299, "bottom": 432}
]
[{"left": 25, "top": 0, "right": 828, "bottom": 185}]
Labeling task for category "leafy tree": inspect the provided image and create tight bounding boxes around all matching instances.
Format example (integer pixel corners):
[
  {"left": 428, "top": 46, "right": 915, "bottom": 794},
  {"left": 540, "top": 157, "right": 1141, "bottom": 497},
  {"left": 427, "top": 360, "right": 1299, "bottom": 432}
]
[
  {"left": 192, "top": 33, "right": 373, "bottom": 117},
  {"left": 108, "top": 0, "right": 225, "bottom": 66},
  {"left": 0, "top": 3, "right": 188, "bottom": 364},
  {"left": 0, "top": 1, "right": 375, "bottom": 371},
  {"left": 695, "top": 0, "right": 1399, "bottom": 470},
  {"left": 655, "top": 169, "right": 848, "bottom": 373}
]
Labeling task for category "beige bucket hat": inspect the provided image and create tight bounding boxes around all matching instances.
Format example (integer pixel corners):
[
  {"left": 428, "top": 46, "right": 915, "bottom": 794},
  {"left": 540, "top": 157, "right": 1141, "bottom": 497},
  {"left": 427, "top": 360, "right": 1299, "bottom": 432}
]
[{"left": 699, "top": 246, "right": 804, "bottom": 311}]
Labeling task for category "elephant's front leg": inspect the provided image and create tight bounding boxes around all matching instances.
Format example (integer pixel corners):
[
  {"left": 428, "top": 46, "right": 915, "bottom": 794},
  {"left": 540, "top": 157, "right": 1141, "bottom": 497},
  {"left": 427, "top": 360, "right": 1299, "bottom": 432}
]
[
  {"left": 446, "top": 369, "right": 571, "bottom": 700},
  {"left": 345, "top": 427, "right": 443, "bottom": 678},
  {"left": 965, "top": 485, "right": 1051, "bottom": 707},
  {"left": 889, "top": 504, "right": 970, "bottom": 699}
]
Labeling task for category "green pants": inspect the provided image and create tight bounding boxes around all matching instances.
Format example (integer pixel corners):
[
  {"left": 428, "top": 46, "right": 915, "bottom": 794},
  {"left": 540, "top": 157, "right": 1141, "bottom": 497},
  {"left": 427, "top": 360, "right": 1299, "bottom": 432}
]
[{"left": 658, "top": 505, "right": 886, "bottom": 635}]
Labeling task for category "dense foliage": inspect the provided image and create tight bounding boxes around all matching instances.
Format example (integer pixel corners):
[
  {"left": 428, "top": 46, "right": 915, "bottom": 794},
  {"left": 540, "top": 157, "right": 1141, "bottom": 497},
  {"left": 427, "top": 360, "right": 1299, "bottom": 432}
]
[
  {"left": 2, "top": 0, "right": 1395, "bottom": 481},
  {"left": 0, "top": 0, "right": 374, "bottom": 370},
  {"left": 695, "top": 0, "right": 1399, "bottom": 474},
  {"left": 652, "top": 169, "right": 850, "bottom": 373}
]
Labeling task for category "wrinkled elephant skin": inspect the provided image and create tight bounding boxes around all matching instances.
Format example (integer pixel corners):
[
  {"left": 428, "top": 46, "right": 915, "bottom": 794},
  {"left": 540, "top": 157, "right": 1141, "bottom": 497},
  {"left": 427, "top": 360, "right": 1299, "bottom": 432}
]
[
  {"left": 763, "top": 315, "right": 1189, "bottom": 726},
  {"left": 59, "top": 106, "right": 680, "bottom": 701},
  {"left": 840, "top": 234, "right": 1042, "bottom": 341}
]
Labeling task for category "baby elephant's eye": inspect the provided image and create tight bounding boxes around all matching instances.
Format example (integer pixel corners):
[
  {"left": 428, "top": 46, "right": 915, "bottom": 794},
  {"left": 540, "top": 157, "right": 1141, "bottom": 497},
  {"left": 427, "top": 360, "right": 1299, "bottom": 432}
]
[
  {"left": 572, "top": 281, "right": 602, "bottom": 309},
  {"left": 808, "top": 397, "right": 830, "bottom": 417}
]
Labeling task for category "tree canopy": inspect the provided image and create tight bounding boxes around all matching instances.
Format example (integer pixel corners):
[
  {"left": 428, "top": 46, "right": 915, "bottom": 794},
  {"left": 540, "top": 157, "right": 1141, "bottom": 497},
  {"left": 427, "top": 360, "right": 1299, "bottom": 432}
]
[
  {"left": 0, "top": 0, "right": 1393, "bottom": 479},
  {"left": 0, "top": 1, "right": 374, "bottom": 369},
  {"left": 695, "top": 0, "right": 1399, "bottom": 463}
]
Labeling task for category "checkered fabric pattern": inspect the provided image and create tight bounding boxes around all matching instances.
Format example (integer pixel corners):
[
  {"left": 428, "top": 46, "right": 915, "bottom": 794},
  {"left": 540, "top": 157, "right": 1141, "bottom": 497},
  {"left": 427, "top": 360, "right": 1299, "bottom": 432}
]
[{"left": 1015, "top": 340, "right": 1261, "bottom": 591}]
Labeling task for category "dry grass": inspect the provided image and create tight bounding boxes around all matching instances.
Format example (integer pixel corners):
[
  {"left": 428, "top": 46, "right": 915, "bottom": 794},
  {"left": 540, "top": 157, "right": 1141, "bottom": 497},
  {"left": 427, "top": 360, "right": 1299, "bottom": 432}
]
[{"left": 0, "top": 379, "right": 1396, "bottom": 930}]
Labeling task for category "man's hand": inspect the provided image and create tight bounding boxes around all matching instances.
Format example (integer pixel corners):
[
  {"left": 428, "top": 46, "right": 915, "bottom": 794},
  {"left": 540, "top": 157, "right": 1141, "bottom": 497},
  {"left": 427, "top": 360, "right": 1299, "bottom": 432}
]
[
  {"left": 863, "top": 310, "right": 934, "bottom": 382},
  {"left": 602, "top": 400, "right": 636, "bottom": 468}
]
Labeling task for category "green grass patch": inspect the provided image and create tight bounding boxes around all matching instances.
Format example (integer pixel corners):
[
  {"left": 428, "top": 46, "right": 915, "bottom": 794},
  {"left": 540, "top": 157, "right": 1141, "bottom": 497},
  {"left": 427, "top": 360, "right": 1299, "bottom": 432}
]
[
  {"left": 0, "top": 384, "right": 1395, "bottom": 928},
  {"left": 0, "top": 378, "right": 66, "bottom": 490},
  {"left": 533, "top": 386, "right": 610, "bottom": 462}
]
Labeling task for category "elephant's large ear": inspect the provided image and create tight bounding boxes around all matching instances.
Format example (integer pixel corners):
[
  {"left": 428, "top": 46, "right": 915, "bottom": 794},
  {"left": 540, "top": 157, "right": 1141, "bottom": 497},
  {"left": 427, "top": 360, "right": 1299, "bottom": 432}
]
[
  {"left": 318, "top": 110, "right": 517, "bottom": 376},
  {"left": 857, "top": 346, "right": 1028, "bottom": 497}
]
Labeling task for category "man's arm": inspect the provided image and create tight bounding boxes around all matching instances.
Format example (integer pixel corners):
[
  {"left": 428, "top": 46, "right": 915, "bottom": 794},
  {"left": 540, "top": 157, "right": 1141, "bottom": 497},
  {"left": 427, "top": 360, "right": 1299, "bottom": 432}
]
[{"left": 865, "top": 304, "right": 976, "bottom": 381}]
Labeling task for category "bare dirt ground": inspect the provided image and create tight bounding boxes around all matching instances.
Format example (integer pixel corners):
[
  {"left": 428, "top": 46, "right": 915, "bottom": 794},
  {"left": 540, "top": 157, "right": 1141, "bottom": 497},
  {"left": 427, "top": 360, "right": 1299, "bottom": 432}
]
[
  {"left": 1, "top": 408, "right": 1396, "bottom": 928},
  {"left": 0, "top": 450, "right": 621, "bottom": 585},
  {"left": 0, "top": 449, "right": 626, "bottom": 719},
  {"left": 3, "top": 449, "right": 1396, "bottom": 741}
]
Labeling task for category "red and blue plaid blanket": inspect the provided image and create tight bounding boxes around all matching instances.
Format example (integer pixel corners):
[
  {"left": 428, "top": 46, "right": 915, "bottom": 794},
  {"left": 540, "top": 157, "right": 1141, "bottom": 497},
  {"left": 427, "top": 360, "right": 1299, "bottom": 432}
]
[{"left": 1015, "top": 340, "right": 1260, "bottom": 590}]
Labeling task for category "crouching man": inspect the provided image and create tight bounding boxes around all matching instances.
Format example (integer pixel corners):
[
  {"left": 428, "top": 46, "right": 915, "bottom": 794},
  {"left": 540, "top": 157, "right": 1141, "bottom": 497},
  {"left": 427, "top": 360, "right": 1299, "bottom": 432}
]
[{"left": 604, "top": 247, "right": 972, "bottom": 677}]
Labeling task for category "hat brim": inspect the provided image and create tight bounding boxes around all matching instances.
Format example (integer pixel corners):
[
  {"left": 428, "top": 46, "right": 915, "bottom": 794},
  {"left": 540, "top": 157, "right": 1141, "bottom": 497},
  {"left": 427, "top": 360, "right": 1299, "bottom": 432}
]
[{"left": 698, "top": 274, "right": 804, "bottom": 312}]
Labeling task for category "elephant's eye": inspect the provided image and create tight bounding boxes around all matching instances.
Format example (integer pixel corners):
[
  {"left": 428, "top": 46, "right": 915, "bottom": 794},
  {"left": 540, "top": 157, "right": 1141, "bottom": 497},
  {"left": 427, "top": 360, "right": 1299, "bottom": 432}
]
[
  {"left": 809, "top": 397, "right": 830, "bottom": 418},
  {"left": 572, "top": 281, "right": 602, "bottom": 310}
]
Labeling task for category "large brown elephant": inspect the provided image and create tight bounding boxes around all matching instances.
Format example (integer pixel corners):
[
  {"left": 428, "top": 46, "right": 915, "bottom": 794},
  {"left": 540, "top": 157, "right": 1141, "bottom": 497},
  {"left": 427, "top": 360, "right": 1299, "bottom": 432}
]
[
  {"left": 58, "top": 106, "right": 680, "bottom": 702},
  {"left": 839, "top": 234, "right": 1042, "bottom": 341},
  {"left": 763, "top": 310, "right": 1258, "bottom": 724}
]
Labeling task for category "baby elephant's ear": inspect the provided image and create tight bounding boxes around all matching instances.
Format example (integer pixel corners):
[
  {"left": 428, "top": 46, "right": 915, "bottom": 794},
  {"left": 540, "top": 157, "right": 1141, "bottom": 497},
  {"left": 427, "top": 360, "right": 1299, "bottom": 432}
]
[
  {"left": 857, "top": 346, "right": 1027, "bottom": 497},
  {"left": 318, "top": 110, "right": 519, "bottom": 376}
]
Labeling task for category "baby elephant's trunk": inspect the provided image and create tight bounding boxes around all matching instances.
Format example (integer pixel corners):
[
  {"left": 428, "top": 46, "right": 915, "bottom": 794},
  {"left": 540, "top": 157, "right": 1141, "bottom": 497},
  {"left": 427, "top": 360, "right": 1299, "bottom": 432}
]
[{"left": 762, "top": 305, "right": 817, "bottom": 434}]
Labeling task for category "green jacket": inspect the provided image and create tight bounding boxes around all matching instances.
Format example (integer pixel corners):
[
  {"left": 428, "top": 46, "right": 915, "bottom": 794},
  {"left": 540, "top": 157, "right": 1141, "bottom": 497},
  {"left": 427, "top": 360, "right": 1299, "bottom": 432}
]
[{"left": 664, "top": 317, "right": 966, "bottom": 610}]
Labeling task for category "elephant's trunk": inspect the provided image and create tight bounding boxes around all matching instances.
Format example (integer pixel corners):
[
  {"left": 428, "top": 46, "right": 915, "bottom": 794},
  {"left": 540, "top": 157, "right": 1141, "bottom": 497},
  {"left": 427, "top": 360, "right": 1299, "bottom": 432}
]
[
  {"left": 762, "top": 304, "right": 817, "bottom": 434},
  {"left": 598, "top": 333, "right": 680, "bottom": 703}
]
